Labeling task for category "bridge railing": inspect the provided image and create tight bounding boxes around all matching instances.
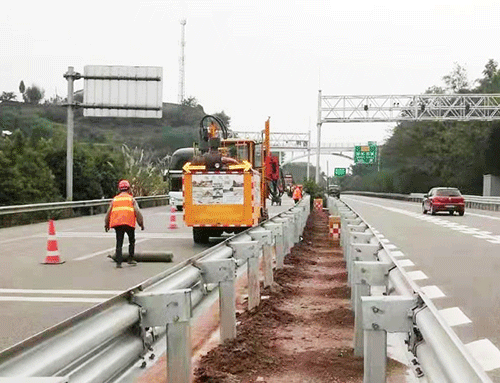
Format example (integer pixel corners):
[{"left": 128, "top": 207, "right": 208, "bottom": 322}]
[
  {"left": 0, "top": 198, "right": 310, "bottom": 383},
  {"left": 329, "top": 197, "right": 493, "bottom": 383}
]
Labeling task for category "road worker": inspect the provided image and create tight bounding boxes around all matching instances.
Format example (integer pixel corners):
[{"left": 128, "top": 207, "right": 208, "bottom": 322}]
[
  {"left": 292, "top": 184, "right": 302, "bottom": 204},
  {"left": 105, "top": 180, "right": 144, "bottom": 268}
]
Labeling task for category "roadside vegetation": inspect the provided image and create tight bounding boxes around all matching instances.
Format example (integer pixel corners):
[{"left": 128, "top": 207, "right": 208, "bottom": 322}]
[{"left": 3, "top": 59, "right": 500, "bottom": 205}]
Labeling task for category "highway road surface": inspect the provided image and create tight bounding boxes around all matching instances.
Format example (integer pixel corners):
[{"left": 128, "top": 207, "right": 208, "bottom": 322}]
[
  {"left": 0, "top": 196, "right": 295, "bottom": 352},
  {"left": 341, "top": 194, "right": 500, "bottom": 382}
]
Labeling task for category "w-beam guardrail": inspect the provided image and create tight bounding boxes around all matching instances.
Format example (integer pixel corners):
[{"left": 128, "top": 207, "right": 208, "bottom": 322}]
[
  {"left": 0, "top": 198, "right": 310, "bottom": 383},
  {"left": 328, "top": 196, "right": 492, "bottom": 383}
]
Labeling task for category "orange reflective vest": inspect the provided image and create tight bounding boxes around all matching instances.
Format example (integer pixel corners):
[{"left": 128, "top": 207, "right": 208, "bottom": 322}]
[
  {"left": 292, "top": 187, "right": 302, "bottom": 200},
  {"left": 109, "top": 192, "right": 136, "bottom": 228}
]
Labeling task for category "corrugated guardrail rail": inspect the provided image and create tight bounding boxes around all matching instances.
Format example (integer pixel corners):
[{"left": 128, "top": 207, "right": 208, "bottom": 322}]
[
  {"left": 329, "top": 196, "right": 493, "bottom": 383},
  {"left": 0, "top": 197, "right": 310, "bottom": 383}
]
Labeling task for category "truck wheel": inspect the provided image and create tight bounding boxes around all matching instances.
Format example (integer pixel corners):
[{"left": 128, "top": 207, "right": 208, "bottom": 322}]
[
  {"left": 176, "top": 205, "right": 183, "bottom": 211},
  {"left": 193, "top": 227, "right": 210, "bottom": 244}
]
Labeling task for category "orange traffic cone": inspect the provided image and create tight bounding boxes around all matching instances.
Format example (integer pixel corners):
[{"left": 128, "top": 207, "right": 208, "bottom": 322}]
[
  {"left": 169, "top": 205, "right": 178, "bottom": 229},
  {"left": 42, "top": 219, "right": 65, "bottom": 264}
]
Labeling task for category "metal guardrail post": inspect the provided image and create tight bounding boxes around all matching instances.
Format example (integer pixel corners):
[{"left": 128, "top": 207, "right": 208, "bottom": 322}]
[
  {"left": 249, "top": 228, "right": 273, "bottom": 288},
  {"left": 263, "top": 221, "right": 284, "bottom": 269},
  {"left": 361, "top": 296, "right": 417, "bottom": 383},
  {"left": 133, "top": 289, "right": 192, "bottom": 383},
  {"left": 230, "top": 240, "right": 261, "bottom": 310},
  {"left": 352, "top": 261, "right": 393, "bottom": 356},
  {"left": 196, "top": 259, "right": 237, "bottom": 341}
]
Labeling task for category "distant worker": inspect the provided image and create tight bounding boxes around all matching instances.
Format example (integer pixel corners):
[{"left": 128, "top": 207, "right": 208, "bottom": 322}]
[
  {"left": 292, "top": 184, "right": 302, "bottom": 204},
  {"left": 105, "top": 179, "right": 145, "bottom": 268}
]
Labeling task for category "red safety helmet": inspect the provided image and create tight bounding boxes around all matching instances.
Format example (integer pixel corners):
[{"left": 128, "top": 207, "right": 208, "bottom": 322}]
[{"left": 118, "top": 179, "right": 130, "bottom": 191}]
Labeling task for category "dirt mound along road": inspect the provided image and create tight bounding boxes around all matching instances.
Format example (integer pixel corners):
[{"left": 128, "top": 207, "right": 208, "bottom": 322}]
[{"left": 194, "top": 208, "right": 406, "bottom": 383}]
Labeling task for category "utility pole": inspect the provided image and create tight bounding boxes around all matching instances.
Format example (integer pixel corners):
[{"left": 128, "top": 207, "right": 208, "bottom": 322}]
[
  {"left": 178, "top": 19, "right": 187, "bottom": 104},
  {"left": 315, "top": 90, "right": 322, "bottom": 184}
]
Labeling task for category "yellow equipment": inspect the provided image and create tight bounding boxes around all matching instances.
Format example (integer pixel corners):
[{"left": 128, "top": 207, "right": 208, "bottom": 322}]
[{"left": 183, "top": 115, "right": 271, "bottom": 244}]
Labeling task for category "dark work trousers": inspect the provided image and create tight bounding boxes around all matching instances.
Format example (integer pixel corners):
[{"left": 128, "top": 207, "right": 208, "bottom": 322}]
[{"left": 114, "top": 225, "right": 136, "bottom": 264}]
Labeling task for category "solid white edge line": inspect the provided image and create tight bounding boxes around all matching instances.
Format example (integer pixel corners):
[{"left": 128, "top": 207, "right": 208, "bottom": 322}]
[
  {"left": 438, "top": 307, "right": 472, "bottom": 327},
  {"left": 466, "top": 338, "right": 500, "bottom": 371}
]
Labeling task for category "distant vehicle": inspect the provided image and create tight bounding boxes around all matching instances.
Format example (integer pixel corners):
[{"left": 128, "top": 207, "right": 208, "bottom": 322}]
[
  {"left": 328, "top": 185, "right": 341, "bottom": 198},
  {"left": 166, "top": 147, "right": 194, "bottom": 211},
  {"left": 422, "top": 187, "right": 465, "bottom": 216}
]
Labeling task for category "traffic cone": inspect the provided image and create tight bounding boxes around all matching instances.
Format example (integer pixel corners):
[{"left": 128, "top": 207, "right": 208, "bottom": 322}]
[
  {"left": 168, "top": 205, "right": 178, "bottom": 229},
  {"left": 42, "top": 219, "right": 65, "bottom": 264}
]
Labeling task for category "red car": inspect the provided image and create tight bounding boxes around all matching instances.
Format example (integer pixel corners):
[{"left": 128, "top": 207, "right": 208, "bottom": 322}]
[{"left": 422, "top": 187, "right": 465, "bottom": 216}]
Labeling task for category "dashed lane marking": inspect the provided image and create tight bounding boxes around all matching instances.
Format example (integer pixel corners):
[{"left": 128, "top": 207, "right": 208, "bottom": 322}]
[
  {"left": 0, "top": 296, "right": 107, "bottom": 303},
  {"left": 466, "top": 339, "right": 500, "bottom": 371},
  {"left": 438, "top": 307, "right": 472, "bottom": 327},
  {"left": 397, "top": 259, "right": 415, "bottom": 267},
  {"left": 406, "top": 270, "right": 428, "bottom": 281},
  {"left": 420, "top": 285, "right": 446, "bottom": 299}
]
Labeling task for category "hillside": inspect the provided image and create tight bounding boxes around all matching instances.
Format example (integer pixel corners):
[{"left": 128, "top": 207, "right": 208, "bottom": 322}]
[{"left": 0, "top": 101, "right": 207, "bottom": 160}]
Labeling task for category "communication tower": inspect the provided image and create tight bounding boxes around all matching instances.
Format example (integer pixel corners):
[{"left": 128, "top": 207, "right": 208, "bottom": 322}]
[{"left": 178, "top": 19, "right": 187, "bottom": 104}]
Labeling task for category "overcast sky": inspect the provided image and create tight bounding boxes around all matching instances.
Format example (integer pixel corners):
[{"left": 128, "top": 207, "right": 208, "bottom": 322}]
[{"left": 1, "top": 0, "right": 500, "bottom": 171}]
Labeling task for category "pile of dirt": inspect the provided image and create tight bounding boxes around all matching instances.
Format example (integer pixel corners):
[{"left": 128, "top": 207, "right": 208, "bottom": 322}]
[{"left": 193, "top": 208, "right": 406, "bottom": 383}]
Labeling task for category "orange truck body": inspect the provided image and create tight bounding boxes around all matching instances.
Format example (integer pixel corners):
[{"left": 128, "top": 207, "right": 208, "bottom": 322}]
[{"left": 183, "top": 167, "right": 261, "bottom": 228}]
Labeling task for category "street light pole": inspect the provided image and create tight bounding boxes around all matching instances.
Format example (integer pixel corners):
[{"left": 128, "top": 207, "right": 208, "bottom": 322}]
[{"left": 64, "top": 66, "right": 81, "bottom": 201}]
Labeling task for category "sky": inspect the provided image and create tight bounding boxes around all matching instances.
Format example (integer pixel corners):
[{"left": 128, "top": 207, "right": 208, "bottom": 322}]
[{"left": 2, "top": 0, "right": 500, "bottom": 173}]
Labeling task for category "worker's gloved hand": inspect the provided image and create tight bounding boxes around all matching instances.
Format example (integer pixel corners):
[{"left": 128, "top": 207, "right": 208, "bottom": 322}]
[
  {"left": 105, "top": 225, "right": 109, "bottom": 232},
  {"left": 141, "top": 225, "right": 145, "bottom": 231}
]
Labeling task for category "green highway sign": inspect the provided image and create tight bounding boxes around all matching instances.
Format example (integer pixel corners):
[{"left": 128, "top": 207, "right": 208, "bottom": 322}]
[
  {"left": 334, "top": 168, "right": 347, "bottom": 177},
  {"left": 354, "top": 145, "right": 377, "bottom": 164}
]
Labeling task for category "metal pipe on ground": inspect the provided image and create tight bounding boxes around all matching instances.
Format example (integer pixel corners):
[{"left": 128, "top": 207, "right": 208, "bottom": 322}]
[{"left": 108, "top": 252, "right": 174, "bottom": 263}]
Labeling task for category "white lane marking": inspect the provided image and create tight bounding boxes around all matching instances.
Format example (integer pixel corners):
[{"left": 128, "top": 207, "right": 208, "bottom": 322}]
[
  {"left": 381, "top": 238, "right": 390, "bottom": 243},
  {"left": 420, "top": 285, "right": 446, "bottom": 299},
  {"left": 397, "top": 259, "right": 415, "bottom": 267},
  {"left": 38, "top": 232, "right": 191, "bottom": 239},
  {"left": 466, "top": 338, "right": 500, "bottom": 371},
  {"left": 0, "top": 235, "right": 39, "bottom": 245},
  {"left": 73, "top": 238, "right": 149, "bottom": 261},
  {"left": 407, "top": 270, "right": 428, "bottom": 281},
  {"left": 0, "top": 289, "right": 122, "bottom": 295},
  {"left": 385, "top": 244, "right": 398, "bottom": 250},
  {"left": 390, "top": 250, "right": 405, "bottom": 258},
  {"left": 0, "top": 296, "right": 107, "bottom": 303},
  {"left": 439, "top": 307, "right": 472, "bottom": 327},
  {"left": 342, "top": 197, "right": 500, "bottom": 245}
]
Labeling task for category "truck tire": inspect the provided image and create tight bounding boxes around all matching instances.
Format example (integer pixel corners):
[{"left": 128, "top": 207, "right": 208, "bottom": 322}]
[{"left": 193, "top": 227, "right": 210, "bottom": 244}]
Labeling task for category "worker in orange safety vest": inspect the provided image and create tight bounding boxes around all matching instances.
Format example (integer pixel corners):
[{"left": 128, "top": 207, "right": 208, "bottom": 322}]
[
  {"left": 292, "top": 184, "right": 302, "bottom": 204},
  {"left": 105, "top": 180, "right": 144, "bottom": 268}
]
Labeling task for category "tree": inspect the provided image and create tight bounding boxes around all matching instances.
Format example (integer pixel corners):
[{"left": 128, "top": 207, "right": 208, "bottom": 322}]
[
  {"left": 19, "top": 81, "right": 25, "bottom": 96},
  {"left": 22, "top": 85, "right": 45, "bottom": 104},
  {"left": 181, "top": 96, "right": 198, "bottom": 107},
  {"left": 0, "top": 92, "right": 17, "bottom": 102},
  {"left": 213, "top": 111, "right": 231, "bottom": 128},
  {"left": 442, "top": 63, "right": 470, "bottom": 93}
]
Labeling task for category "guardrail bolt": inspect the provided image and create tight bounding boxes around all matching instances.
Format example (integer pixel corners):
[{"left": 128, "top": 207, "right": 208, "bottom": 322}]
[
  {"left": 361, "top": 268, "right": 366, "bottom": 273},
  {"left": 372, "top": 323, "right": 380, "bottom": 330},
  {"left": 372, "top": 306, "right": 382, "bottom": 313},
  {"left": 140, "top": 360, "right": 147, "bottom": 368},
  {"left": 415, "top": 367, "right": 424, "bottom": 377},
  {"left": 150, "top": 353, "right": 155, "bottom": 360}
]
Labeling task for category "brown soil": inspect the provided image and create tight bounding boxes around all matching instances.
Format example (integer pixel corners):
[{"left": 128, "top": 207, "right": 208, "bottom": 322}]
[{"left": 193, "top": 208, "right": 407, "bottom": 383}]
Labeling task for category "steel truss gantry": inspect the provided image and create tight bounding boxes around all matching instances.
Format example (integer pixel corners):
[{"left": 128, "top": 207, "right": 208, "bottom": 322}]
[
  {"left": 320, "top": 93, "right": 500, "bottom": 123},
  {"left": 315, "top": 91, "right": 500, "bottom": 182}
]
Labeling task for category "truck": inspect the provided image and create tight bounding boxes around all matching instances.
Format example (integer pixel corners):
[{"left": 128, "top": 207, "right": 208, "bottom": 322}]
[
  {"left": 166, "top": 147, "right": 194, "bottom": 211},
  {"left": 183, "top": 115, "right": 281, "bottom": 243}
]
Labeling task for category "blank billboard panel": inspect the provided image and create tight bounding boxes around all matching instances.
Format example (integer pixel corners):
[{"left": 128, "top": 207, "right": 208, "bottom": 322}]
[{"left": 83, "top": 65, "right": 163, "bottom": 118}]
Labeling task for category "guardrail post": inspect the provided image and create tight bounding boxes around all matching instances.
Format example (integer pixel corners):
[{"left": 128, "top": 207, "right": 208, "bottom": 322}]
[
  {"left": 230, "top": 240, "right": 261, "bottom": 310},
  {"left": 263, "top": 221, "right": 283, "bottom": 269},
  {"left": 273, "top": 217, "right": 291, "bottom": 257},
  {"left": 133, "top": 289, "right": 192, "bottom": 383},
  {"left": 352, "top": 261, "right": 393, "bottom": 356},
  {"left": 249, "top": 228, "right": 273, "bottom": 288},
  {"left": 361, "top": 296, "right": 416, "bottom": 383},
  {"left": 196, "top": 259, "right": 237, "bottom": 341}
]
